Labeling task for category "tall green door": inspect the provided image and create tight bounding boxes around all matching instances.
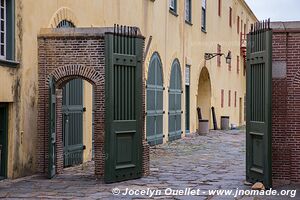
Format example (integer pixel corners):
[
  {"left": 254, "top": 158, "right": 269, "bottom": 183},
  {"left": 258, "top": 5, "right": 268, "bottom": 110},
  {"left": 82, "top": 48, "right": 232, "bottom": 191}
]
[
  {"left": 168, "top": 60, "right": 182, "bottom": 141},
  {"left": 0, "top": 104, "right": 8, "bottom": 179},
  {"left": 104, "top": 26, "right": 143, "bottom": 183},
  {"left": 146, "top": 53, "right": 164, "bottom": 145},
  {"left": 246, "top": 23, "right": 272, "bottom": 188},
  {"left": 62, "top": 79, "right": 84, "bottom": 167}
]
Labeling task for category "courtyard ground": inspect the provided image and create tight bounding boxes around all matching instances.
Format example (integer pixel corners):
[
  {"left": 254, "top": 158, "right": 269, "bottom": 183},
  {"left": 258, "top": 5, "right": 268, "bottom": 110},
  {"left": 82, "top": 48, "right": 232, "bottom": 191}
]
[{"left": 0, "top": 129, "right": 299, "bottom": 199}]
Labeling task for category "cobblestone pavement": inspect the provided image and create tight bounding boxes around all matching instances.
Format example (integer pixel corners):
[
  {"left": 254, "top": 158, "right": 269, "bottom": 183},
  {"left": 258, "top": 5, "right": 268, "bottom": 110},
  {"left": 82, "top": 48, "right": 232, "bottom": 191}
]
[{"left": 0, "top": 130, "right": 299, "bottom": 199}]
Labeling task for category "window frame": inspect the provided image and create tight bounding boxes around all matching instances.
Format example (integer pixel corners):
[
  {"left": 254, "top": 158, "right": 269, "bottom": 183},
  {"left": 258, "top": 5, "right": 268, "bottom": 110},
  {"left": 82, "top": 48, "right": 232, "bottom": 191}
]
[
  {"left": 0, "top": 0, "right": 18, "bottom": 67},
  {"left": 237, "top": 55, "right": 240, "bottom": 74},
  {"left": 218, "top": 0, "right": 222, "bottom": 17},
  {"left": 229, "top": 7, "right": 232, "bottom": 27},
  {"left": 217, "top": 44, "right": 221, "bottom": 67},
  {"left": 169, "top": 0, "right": 177, "bottom": 15},
  {"left": 228, "top": 90, "right": 231, "bottom": 107},
  {"left": 221, "top": 89, "right": 224, "bottom": 108},
  {"left": 201, "top": 0, "right": 206, "bottom": 32},
  {"left": 234, "top": 91, "right": 237, "bottom": 107},
  {"left": 237, "top": 16, "right": 240, "bottom": 34},
  {"left": 185, "top": 0, "right": 192, "bottom": 24},
  {"left": 0, "top": 0, "right": 6, "bottom": 60}
]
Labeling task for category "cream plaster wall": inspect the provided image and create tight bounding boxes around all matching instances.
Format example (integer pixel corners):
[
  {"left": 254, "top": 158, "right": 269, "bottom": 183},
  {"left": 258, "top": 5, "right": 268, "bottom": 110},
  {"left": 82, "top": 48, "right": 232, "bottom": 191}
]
[{"left": 0, "top": 0, "right": 256, "bottom": 178}]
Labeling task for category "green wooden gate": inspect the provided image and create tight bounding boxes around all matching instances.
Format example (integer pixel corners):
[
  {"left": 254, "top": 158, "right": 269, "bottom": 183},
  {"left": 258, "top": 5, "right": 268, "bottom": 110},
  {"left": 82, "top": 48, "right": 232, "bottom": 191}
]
[
  {"left": 105, "top": 25, "right": 144, "bottom": 183},
  {"left": 62, "top": 79, "right": 84, "bottom": 167},
  {"left": 0, "top": 104, "right": 8, "bottom": 179},
  {"left": 146, "top": 53, "right": 164, "bottom": 146},
  {"left": 168, "top": 59, "right": 182, "bottom": 141},
  {"left": 246, "top": 21, "right": 272, "bottom": 188},
  {"left": 48, "top": 76, "right": 56, "bottom": 178}
]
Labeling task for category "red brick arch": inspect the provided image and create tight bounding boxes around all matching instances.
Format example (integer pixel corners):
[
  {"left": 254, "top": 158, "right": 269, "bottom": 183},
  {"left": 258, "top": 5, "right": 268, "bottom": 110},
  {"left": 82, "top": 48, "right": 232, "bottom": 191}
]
[{"left": 49, "top": 64, "right": 103, "bottom": 88}]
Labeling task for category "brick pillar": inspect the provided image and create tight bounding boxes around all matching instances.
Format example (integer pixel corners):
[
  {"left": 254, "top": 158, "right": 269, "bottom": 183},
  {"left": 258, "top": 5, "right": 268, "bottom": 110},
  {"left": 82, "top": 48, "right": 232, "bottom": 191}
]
[
  {"left": 37, "top": 38, "right": 46, "bottom": 173},
  {"left": 56, "top": 89, "right": 64, "bottom": 174},
  {"left": 141, "top": 39, "right": 150, "bottom": 176},
  {"left": 94, "top": 82, "right": 105, "bottom": 178}
]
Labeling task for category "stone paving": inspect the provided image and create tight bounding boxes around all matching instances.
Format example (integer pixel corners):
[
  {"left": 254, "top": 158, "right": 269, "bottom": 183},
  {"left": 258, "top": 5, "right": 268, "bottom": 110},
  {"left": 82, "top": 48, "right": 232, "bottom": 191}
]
[{"left": 0, "top": 129, "right": 299, "bottom": 199}]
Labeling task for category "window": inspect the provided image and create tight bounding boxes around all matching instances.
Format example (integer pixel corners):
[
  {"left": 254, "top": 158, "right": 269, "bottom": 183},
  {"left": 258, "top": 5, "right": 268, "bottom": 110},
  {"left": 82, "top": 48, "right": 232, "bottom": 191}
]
[
  {"left": 234, "top": 91, "right": 237, "bottom": 107},
  {"left": 228, "top": 90, "right": 231, "bottom": 107},
  {"left": 241, "top": 19, "right": 243, "bottom": 34},
  {"left": 169, "top": 0, "right": 177, "bottom": 13},
  {"left": 201, "top": 0, "right": 206, "bottom": 31},
  {"left": 57, "top": 20, "right": 75, "bottom": 28},
  {"left": 218, "top": 0, "right": 222, "bottom": 16},
  {"left": 221, "top": 89, "right": 224, "bottom": 108},
  {"left": 0, "top": 0, "right": 6, "bottom": 59},
  {"left": 237, "top": 16, "right": 240, "bottom": 34},
  {"left": 228, "top": 53, "right": 232, "bottom": 71},
  {"left": 217, "top": 44, "right": 221, "bottom": 67},
  {"left": 0, "top": 0, "right": 15, "bottom": 63},
  {"left": 229, "top": 7, "right": 232, "bottom": 27},
  {"left": 237, "top": 55, "right": 240, "bottom": 74},
  {"left": 185, "top": 0, "right": 192, "bottom": 23}
]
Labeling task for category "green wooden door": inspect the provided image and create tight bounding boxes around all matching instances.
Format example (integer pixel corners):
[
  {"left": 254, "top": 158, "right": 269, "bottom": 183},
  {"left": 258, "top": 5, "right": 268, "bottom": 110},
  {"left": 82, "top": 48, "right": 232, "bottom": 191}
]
[
  {"left": 246, "top": 23, "right": 272, "bottom": 188},
  {"left": 146, "top": 53, "right": 164, "bottom": 145},
  {"left": 104, "top": 26, "right": 143, "bottom": 183},
  {"left": 168, "top": 60, "right": 182, "bottom": 141},
  {"left": 48, "top": 76, "right": 56, "bottom": 178},
  {"left": 0, "top": 104, "right": 8, "bottom": 179},
  {"left": 62, "top": 79, "right": 84, "bottom": 167}
]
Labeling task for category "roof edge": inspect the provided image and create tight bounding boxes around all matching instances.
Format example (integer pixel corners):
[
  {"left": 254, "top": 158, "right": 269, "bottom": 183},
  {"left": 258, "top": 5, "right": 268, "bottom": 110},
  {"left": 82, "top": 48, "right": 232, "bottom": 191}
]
[{"left": 240, "top": 0, "right": 258, "bottom": 22}]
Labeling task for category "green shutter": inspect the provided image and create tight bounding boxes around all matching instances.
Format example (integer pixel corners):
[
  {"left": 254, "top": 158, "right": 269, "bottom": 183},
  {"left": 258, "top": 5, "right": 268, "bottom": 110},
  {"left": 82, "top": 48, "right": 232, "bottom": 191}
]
[
  {"left": 146, "top": 53, "right": 164, "bottom": 145},
  {"left": 168, "top": 60, "right": 182, "bottom": 141}
]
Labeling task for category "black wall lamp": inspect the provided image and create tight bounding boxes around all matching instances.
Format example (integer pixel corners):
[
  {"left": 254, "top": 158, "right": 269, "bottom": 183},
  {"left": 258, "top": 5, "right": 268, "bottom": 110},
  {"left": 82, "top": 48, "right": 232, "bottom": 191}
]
[{"left": 204, "top": 51, "right": 232, "bottom": 64}]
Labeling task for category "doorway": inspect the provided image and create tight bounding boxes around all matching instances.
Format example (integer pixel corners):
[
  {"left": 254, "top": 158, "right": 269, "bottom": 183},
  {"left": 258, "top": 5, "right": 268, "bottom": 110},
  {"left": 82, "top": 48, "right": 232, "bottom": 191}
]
[
  {"left": 0, "top": 103, "right": 8, "bottom": 180},
  {"left": 239, "top": 97, "right": 242, "bottom": 125},
  {"left": 197, "top": 67, "right": 212, "bottom": 128}
]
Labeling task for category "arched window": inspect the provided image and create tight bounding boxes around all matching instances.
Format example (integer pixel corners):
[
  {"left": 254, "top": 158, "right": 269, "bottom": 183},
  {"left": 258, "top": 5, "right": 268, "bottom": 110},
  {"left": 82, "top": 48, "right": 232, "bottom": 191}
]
[
  {"left": 146, "top": 53, "right": 164, "bottom": 145},
  {"left": 57, "top": 20, "right": 75, "bottom": 28},
  {"left": 168, "top": 59, "right": 182, "bottom": 142}
]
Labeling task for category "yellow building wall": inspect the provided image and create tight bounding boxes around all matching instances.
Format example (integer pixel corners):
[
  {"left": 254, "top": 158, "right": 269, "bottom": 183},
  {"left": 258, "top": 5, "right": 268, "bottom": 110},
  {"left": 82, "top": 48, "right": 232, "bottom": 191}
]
[
  {"left": 82, "top": 81, "right": 93, "bottom": 163},
  {"left": 0, "top": 0, "right": 256, "bottom": 178}
]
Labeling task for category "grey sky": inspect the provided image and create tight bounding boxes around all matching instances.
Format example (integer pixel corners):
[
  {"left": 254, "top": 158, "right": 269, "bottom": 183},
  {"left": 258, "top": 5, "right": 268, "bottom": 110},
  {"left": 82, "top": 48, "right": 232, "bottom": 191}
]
[{"left": 245, "top": 0, "right": 300, "bottom": 21}]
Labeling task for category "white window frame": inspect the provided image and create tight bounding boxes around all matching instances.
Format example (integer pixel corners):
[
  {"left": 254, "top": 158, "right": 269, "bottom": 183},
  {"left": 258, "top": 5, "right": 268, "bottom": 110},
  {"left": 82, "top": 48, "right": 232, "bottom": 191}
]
[{"left": 0, "top": 0, "right": 6, "bottom": 59}]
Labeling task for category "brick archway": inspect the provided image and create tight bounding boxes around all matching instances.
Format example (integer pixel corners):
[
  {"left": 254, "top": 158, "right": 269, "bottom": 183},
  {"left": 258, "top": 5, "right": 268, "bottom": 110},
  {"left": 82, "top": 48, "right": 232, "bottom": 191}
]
[
  {"left": 52, "top": 64, "right": 104, "bottom": 175},
  {"left": 37, "top": 32, "right": 106, "bottom": 177}
]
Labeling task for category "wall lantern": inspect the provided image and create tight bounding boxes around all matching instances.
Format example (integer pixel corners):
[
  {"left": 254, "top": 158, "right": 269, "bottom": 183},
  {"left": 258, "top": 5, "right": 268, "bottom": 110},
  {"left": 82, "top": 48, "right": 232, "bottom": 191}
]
[{"left": 204, "top": 51, "right": 232, "bottom": 64}]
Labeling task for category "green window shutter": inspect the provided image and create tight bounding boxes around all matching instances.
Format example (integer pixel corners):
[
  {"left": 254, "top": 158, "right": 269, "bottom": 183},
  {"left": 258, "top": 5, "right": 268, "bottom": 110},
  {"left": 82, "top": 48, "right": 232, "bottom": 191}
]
[
  {"left": 146, "top": 53, "right": 164, "bottom": 145},
  {"left": 6, "top": 0, "right": 15, "bottom": 61},
  {"left": 168, "top": 59, "right": 182, "bottom": 142}
]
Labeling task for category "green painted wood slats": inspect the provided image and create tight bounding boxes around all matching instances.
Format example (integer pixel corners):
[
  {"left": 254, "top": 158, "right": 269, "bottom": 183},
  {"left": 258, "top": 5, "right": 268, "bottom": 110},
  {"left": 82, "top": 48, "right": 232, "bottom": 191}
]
[{"left": 246, "top": 21, "right": 272, "bottom": 188}]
